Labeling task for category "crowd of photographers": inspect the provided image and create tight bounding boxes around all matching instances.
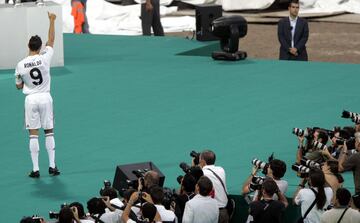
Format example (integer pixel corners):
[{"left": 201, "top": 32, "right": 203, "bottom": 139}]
[{"left": 21, "top": 110, "right": 360, "bottom": 223}]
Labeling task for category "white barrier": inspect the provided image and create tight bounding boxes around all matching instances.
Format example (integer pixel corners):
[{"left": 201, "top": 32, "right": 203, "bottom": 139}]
[{"left": 0, "top": 1, "right": 63, "bottom": 70}]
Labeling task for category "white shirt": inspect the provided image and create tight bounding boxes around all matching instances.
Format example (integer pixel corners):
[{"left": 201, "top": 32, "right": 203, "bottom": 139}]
[
  {"left": 289, "top": 16, "right": 298, "bottom": 48},
  {"left": 155, "top": 204, "right": 177, "bottom": 222},
  {"left": 294, "top": 187, "right": 333, "bottom": 223},
  {"left": 202, "top": 165, "right": 228, "bottom": 208},
  {"left": 98, "top": 209, "right": 122, "bottom": 223},
  {"left": 15, "top": 46, "right": 54, "bottom": 95},
  {"left": 321, "top": 207, "right": 360, "bottom": 223},
  {"left": 182, "top": 194, "right": 219, "bottom": 223}
]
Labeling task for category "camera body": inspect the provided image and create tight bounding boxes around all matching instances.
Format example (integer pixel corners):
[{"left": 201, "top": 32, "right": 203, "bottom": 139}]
[
  {"left": 49, "top": 211, "right": 60, "bottom": 219},
  {"left": 99, "top": 180, "right": 112, "bottom": 196},
  {"left": 32, "top": 216, "right": 43, "bottom": 223},
  {"left": 190, "top": 151, "right": 200, "bottom": 165},
  {"left": 248, "top": 175, "right": 265, "bottom": 192}
]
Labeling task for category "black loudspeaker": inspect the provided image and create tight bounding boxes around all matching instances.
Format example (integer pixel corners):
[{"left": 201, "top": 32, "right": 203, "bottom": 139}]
[
  {"left": 195, "top": 4, "right": 222, "bottom": 41},
  {"left": 112, "top": 161, "right": 165, "bottom": 197}
]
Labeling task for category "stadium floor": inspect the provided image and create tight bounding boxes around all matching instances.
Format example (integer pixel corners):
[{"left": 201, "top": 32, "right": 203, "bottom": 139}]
[{"left": 0, "top": 34, "right": 360, "bottom": 222}]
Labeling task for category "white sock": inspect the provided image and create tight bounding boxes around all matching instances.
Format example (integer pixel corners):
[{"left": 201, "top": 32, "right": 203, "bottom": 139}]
[
  {"left": 45, "top": 133, "right": 56, "bottom": 168},
  {"left": 29, "top": 135, "right": 40, "bottom": 172}
]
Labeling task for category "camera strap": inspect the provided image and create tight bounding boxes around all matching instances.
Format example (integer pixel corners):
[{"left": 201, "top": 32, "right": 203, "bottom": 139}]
[
  {"left": 337, "top": 208, "right": 348, "bottom": 223},
  {"left": 207, "top": 168, "right": 228, "bottom": 196},
  {"left": 92, "top": 214, "right": 105, "bottom": 223},
  {"left": 302, "top": 188, "right": 318, "bottom": 219}
]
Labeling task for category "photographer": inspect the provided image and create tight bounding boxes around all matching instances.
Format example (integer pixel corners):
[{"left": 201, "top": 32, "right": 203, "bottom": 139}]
[
  {"left": 321, "top": 188, "right": 360, "bottom": 223},
  {"left": 100, "top": 187, "right": 124, "bottom": 210},
  {"left": 20, "top": 217, "right": 46, "bottom": 223},
  {"left": 338, "top": 125, "right": 360, "bottom": 194},
  {"left": 121, "top": 192, "right": 161, "bottom": 223},
  {"left": 141, "top": 171, "right": 160, "bottom": 193},
  {"left": 199, "top": 150, "right": 229, "bottom": 223},
  {"left": 149, "top": 186, "right": 177, "bottom": 222},
  {"left": 173, "top": 173, "right": 196, "bottom": 222},
  {"left": 182, "top": 176, "right": 219, "bottom": 223},
  {"left": 87, "top": 197, "right": 122, "bottom": 223},
  {"left": 242, "top": 159, "right": 288, "bottom": 201},
  {"left": 321, "top": 160, "right": 344, "bottom": 204},
  {"left": 293, "top": 169, "right": 333, "bottom": 223},
  {"left": 248, "top": 178, "right": 288, "bottom": 223},
  {"left": 297, "top": 129, "right": 329, "bottom": 164},
  {"left": 69, "top": 202, "right": 94, "bottom": 223}
]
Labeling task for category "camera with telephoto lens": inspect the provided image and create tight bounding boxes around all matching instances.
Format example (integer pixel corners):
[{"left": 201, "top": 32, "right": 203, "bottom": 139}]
[
  {"left": 99, "top": 180, "right": 112, "bottom": 196},
  {"left": 342, "top": 110, "right": 360, "bottom": 119},
  {"left": 252, "top": 159, "right": 269, "bottom": 175},
  {"left": 49, "top": 211, "right": 60, "bottom": 219},
  {"left": 49, "top": 203, "right": 68, "bottom": 219},
  {"left": 179, "top": 162, "right": 191, "bottom": 173},
  {"left": 177, "top": 162, "right": 191, "bottom": 184},
  {"left": 312, "top": 141, "right": 327, "bottom": 150},
  {"left": 335, "top": 137, "right": 355, "bottom": 146},
  {"left": 248, "top": 176, "right": 266, "bottom": 192},
  {"left": 292, "top": 164, "right": 310, "bottom": 178},
  {"left": 300, "top": 158, "right": 321, "bottom": 169},
  {"left": 190, "top": 151, "right": 200, "bottom": 165},
  {"left": 293, "top": 127, "right": 315, "bottom": 139},
  {"left": 32, "top": 216, "right": 43, "bottom": 223}
]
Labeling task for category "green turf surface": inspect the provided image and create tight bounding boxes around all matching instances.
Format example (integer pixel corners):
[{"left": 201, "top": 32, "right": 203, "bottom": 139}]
[{"left": 0, "top": 34, "right": 359, "bottom": 222}]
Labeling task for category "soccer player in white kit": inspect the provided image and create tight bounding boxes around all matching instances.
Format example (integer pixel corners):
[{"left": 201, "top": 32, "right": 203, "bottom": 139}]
[{"left": 15, "top": 12, "right": 60, "bottom": 178}]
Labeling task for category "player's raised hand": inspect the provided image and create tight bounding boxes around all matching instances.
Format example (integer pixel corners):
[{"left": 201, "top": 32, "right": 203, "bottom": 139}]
[{"left": 48, "top": 12, "right": 56, "bottom": 21}]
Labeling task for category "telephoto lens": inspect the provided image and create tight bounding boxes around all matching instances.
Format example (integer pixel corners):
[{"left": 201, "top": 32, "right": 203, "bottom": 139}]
[
  {"left": 251, "top": 159, "right": 267, "bottom": 169},
  {"left": 352, "top": 116, "right": 360, "bottom": 124},
  {"left": 293, "top": 128, "right": 305, "bottom": 137},
  {"left": 342, "top": 110, "right": 360, "bottom": 119},
  {"left": 179, "top": 162, "right": 191, "bottom": 173},
  {"left": 291, "top": 164, "right": 310, "bottom": 173},
  {"left": 312, "top": 141, "right": 327, "bottom": 150},
  {"left": 300, "top": 158, "right": 320, "bottom": 169}
]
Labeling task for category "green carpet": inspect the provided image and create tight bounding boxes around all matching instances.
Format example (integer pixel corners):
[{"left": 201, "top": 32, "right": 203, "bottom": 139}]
[{"left": 0, "top": 34, "right": 359, "bottom": 222}]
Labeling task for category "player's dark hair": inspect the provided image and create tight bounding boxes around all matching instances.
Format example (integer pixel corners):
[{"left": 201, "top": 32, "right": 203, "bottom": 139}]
[{"left": 28, "top": 35, "right": 42, "bottom": 51}]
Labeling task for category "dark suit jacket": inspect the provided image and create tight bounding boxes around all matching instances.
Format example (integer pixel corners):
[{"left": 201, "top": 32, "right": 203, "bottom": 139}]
[{"left": 278, "top": 17, "right": 309, "bottom": 61}]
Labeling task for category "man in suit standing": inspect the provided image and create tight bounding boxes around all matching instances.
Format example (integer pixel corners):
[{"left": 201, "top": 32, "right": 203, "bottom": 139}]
[{"left": 278, "top": 0, "right": 309, "bottom": 61}]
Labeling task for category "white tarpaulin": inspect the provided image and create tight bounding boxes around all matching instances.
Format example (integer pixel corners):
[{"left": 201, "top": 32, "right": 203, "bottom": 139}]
[
  {"left": 49, "top": 0, "right": 194, "bottom": 35},
  {"left": 180, "top": 0, "right": 360, "bottom": 13}
]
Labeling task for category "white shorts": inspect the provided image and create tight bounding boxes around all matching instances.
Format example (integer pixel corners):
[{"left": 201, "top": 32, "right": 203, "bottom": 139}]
[{"left": 24, "top": 92, "right": 54, "bottom": 130}]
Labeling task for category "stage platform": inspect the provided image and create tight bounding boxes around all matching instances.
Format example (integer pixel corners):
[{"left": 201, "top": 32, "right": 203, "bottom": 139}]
[{"left": 0, "top": 34, "right": 360, "bottom": 222}]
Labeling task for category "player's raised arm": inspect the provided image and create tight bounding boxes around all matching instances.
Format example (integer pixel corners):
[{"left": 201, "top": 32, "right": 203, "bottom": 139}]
[{"left": 46, "top": 12, "right": 56, "bottom": 48}]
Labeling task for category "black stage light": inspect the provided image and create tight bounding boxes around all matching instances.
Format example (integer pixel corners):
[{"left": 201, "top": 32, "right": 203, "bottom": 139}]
[{"left": 211, "top": 16, "right": 248, "bottom": 61}]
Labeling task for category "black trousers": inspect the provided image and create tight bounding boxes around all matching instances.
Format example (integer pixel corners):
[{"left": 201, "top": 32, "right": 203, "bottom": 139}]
[{"left": 141, "top": 0, "right": 164, "bottom": 36}]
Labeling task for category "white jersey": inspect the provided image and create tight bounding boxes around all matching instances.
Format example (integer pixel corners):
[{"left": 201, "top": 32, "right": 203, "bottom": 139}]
[{"left": 15, "top": 46, "right": 54, "bottom": 95}]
